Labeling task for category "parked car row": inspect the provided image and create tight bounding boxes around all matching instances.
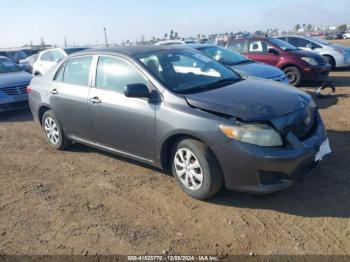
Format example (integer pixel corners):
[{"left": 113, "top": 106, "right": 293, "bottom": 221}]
[{"left": 26, "top": 45, "right": 331, "bottom": 199}]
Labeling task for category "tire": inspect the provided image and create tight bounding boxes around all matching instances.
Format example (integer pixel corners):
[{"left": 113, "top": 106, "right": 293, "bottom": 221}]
[
  {"left": 171, "top": 138, "right": 223, "bottom": 200},
  {"left": 323, "top": 55, "right": 336, "bottom": 70},
  {"left": 41, "top": 110, "right": 71, "bottom": 150},
  {"left": 283, "top": 66, "right": 302, "bottom": 87}
]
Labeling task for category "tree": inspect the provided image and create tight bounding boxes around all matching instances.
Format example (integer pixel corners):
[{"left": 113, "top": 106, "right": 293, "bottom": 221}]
[
  {"left": 294, "top": 24, "right": 301, "bottom": 32},
  {"left": 197, "top": 33, "right": 201, "bottom": 39},
  {"left": 164, "top": 33, "right": 168, "bottom": 40},
  {"left": 306, "top": 24, "right": 313, "bottom": 31},
  {"left": 174, "top": 32, "right": 179, "bottom": 39},
  {"left": 337, "top": 24, "right": 347, "bottom": 32},
  {"left": 170, "top": 30, "right": 174, "bottom": 40}
]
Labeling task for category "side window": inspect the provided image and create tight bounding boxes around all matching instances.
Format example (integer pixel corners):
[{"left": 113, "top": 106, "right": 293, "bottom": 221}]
[
  {"left": 51, "top": 51, "right": 65, "bottom": 62},
  {"left": 62, "top": 56, "right": 93, "bottom": 86},
  {"left": 227, "top": 41, "right": 248, "bottom": 53},
  {"left": 249, "top": 40, "right": 269, "bottom": 53},
  {"left": 279, "top": 37, "right": 287, "bottom": 42},
  {"left": 41, "top": 51, "right": 53, "bottom": 61},
  {"left": 289, "top": 37, "right": 309, "bottom": 48},
  {"left": 96, "top": 56, "right": 147, "bottom": 93}
]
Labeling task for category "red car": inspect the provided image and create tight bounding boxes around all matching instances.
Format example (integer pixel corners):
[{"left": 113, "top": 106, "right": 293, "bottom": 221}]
[{"left": 226, "top": 37, "right": 330, "bottom": 86}]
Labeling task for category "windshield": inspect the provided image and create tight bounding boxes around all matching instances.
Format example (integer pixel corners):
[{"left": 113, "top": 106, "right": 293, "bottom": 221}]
[
  {"left": 136, "top": 49, "right": 241, "bottom": 94},
  {"left": 198, "top": 46, "right": 249, "bottom": 66},
  {"left": 311, "top": 37, "right": 330, "bottom": 45},
  {"left": 269, "top": 38, "right": 298, "bottom": 51},
  {"left": 0, "top": 58, "right": 20, "bottom": 73}
]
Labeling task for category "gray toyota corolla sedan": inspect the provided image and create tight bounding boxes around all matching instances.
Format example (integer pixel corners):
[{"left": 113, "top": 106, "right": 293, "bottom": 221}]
[{"left": 28, "top": 46, "right": 331, "bottom": 200}]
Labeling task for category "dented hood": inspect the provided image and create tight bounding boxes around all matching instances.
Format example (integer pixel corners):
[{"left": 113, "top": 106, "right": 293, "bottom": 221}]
[{"left": 184, "top": 78, "right": 311, "bottom": 121}]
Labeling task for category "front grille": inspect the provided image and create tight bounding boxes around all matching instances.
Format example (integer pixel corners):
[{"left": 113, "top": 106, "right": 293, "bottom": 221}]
[
  {"left": 284, "top": 107, "right": 317, "bottom": 140},
  {"left": 0, "top": 84, "right": 28, "bottom": 96}
]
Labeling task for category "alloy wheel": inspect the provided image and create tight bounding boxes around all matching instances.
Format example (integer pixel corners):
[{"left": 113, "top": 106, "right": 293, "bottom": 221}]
[{"left": 44, "top": 117, "right": 60, "bottom": 145}]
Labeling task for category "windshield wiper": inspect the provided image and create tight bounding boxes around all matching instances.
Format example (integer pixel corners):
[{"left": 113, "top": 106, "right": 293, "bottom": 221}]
[
  {"left": 234, "top": 59, "right": 251, "bottom": 65},
  {"left": 182, "top": 78, "right": 241, "bottom": 94}
]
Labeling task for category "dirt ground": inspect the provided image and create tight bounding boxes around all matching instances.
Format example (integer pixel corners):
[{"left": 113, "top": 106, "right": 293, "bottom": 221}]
[{"left": 1, "top": 68, "right": 350, "bottom": 256}]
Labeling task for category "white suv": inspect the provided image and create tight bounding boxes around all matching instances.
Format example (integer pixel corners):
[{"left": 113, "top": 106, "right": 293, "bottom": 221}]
[
  {"left": 32, "top": 47, "right": 87, "bottom": 75},
  {"left": 278, "top": 35, "right": 350, "bottom": 69}
]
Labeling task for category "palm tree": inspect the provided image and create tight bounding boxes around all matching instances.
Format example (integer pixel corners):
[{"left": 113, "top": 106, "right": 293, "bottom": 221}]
[{"left": 170, "top": 30, "right": 174, "bottom": 40}]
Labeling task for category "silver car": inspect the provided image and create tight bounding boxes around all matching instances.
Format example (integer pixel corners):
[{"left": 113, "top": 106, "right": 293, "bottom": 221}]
[
  {"left": 0, "top": 56, "right": 32, "bottom": 111},
  {"left": 278, "top": 35, "right": 350, "bottom": 69}
]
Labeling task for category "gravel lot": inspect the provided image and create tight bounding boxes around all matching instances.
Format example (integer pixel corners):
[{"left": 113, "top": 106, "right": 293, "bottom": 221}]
[{"left": 0, "top": 57, "right": 349, "bottom": 255}]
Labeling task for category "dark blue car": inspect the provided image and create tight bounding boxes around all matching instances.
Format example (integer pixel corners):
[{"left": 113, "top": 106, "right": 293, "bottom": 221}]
[
  {"left": 189, "top": 44, "right": 289, "bottom": 84},
  {"left": 0, "top": 56, "right": 32, "bottom": 112}
]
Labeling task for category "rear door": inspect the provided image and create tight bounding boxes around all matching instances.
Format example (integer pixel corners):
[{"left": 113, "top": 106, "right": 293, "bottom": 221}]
[
  {"left": 49, "top": 55, "right": 94, "bottom": 140},
  {"left": 246, "top": 39, "right": 280, "bottom": 66},
  {"left": 88, "top": 55, "right": 156, "bottom": 161}
]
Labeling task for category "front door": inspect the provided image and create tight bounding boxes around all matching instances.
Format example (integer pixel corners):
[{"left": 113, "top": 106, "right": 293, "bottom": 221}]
[
  {"left": 88, "top": 55, "right": 156, "bottom": 161},
  {"left": 246, "top": 39, "right": 280, "bottom": 66}
]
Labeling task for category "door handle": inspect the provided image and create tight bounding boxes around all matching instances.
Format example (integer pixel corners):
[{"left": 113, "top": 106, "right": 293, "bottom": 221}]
[
  {"left": 89, "top": 96, "right": 101, "bottom": 104},
  {"left": 50, "top": 89, "right": 59, "bottom": 95}
]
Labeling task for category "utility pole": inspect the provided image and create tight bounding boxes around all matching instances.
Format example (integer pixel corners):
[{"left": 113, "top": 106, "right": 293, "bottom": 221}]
[{"left": 104, "top": 27, "right": 109, "bottom": 47}]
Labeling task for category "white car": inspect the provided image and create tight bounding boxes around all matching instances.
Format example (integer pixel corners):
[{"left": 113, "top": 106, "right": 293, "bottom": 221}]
[
  {"left": 343, "top": 32, "right": 350, "bottom": 39},
  {"left": 32, "top": 47, "right": 87, "bottom": 75},
  {"left": 278, "top": 35, "right": 350, "bottom": 69}
]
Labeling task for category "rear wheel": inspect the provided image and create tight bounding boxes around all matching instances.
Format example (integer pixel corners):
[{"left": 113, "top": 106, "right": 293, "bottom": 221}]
[
  {"left": 41, "top": 110, "right": 71, "bottom": 150},
  {"left": 171, "top": 139, "right": 223, "bottom": 200},
  {"left": 283, "top": 66, "right": 302, "bottom": 86}
]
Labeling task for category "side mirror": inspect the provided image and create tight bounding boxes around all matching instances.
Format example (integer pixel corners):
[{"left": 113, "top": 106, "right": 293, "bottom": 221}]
[
  {"left": 124, "top": 83, "right": 150, "bottom": 98},
  {"left": 268, "top": 48, "right": 279, "bottom": 55}
]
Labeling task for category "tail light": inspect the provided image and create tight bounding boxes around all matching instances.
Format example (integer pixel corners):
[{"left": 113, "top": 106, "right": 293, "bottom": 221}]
[{"left": 26, "top": 85, "right": 33, "bottom": 93}]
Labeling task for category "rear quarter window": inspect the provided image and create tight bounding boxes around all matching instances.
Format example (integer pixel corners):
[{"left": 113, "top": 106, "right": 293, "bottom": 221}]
[{"left": 54, "top": 56, "right": 93, "bottom": 86}]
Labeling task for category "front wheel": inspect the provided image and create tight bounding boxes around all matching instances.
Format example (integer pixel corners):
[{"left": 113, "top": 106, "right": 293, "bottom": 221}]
[
  {"left": 42, "top": 110, "right": 71, "bottom": 150},
  {"left": 323, "top": 55, "right": 335, "bottom": 70},
  {"left": 283, "top": 66, "right": 302, "bottom": 87},
  {"left": 171, "top": 139, "right": 223, "bottom": 200}
]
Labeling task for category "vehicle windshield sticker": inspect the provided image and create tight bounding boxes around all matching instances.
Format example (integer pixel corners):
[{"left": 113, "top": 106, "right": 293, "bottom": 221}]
[
  {"left": 193, "top": 53, "right": 212, "bottom": 63},
  {"left": 1, "top": 61, "right": 15, "bottom": 67}
]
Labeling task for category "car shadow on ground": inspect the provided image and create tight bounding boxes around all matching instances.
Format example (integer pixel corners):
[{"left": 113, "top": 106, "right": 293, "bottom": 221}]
[
  {"left": 209, "top": 129, "right": 350, "bottom": 218},
  {"left": 0, "top": 108, "right": 33, "bottom": 123},
  {"left": 69, "top": 143, "right": 169, "bottom": 175}
]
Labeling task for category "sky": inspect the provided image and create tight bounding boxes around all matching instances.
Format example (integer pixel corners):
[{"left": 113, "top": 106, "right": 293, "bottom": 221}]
[{"left": 1, "top": 0, "right": 349, "bottom": 48}]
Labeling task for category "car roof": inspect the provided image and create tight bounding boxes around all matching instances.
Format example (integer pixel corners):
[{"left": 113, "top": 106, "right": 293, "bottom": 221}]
[
  {"left": 185, "top": 43, "right": 216, "bottom": 49},
  {"left": 277, "top": 35, "right": 308, "bottom": 39},
  {"left": 77, "top": 45, "right": 191, "bottom": 56}
]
